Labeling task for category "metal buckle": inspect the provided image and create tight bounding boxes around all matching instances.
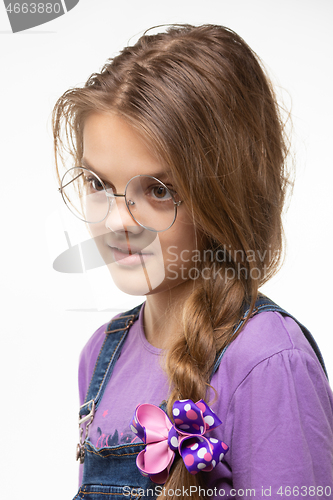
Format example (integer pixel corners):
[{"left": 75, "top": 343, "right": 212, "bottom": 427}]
[
  {"left": 76, "top": 400, "right": 95, "bottom": 463},
  {"left": 78, "top": 399, "right": 95, "bottom": 424}
]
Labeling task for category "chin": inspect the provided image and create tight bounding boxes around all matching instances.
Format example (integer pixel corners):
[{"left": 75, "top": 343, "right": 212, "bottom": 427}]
[{"left": 106, "top": 261, "right": 166, "bottom": 296}]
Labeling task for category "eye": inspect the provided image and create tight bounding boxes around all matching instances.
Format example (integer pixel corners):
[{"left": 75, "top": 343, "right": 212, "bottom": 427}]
[
  {"left": 84, "top": 174, "right": 114, "bottom": 193},
  {"left": 85, "top": 175, "right": 103, "bottom": 191},
  {"left": 150, "top": 185, "right": 172, "bottom": 201}
]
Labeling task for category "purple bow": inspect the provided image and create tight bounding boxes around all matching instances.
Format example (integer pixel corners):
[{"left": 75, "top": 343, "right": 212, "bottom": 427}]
[{"left": 130, "top": 399, "right": 229, "bottom": 484}]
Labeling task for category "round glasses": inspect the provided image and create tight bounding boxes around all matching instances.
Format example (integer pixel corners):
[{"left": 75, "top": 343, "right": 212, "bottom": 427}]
[{"left": 58, "top": 166, "right": 183, "bottom": 232}]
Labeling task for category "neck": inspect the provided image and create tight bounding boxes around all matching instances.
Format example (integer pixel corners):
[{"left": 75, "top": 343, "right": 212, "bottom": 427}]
[{"left": 143, "top": 279, "right": 194, "bottom": 349}]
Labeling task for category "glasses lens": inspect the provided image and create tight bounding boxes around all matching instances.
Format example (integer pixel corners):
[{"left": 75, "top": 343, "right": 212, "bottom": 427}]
[
  {"left": 60, "top": 167, "right": 109, "bottom": 223},
  {"left": 125, "top": 176, "right": 178, "bottom": 232}
]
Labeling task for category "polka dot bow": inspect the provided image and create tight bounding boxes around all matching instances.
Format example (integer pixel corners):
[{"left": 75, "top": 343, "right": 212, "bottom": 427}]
[{"left": 130, "top": 399, "right": 229, "bottom": 484}]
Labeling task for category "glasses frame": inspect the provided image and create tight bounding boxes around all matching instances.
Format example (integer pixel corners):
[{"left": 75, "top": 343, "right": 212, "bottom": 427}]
[{"left": 58, "top": 166, "right": 183, "bottom": 233}]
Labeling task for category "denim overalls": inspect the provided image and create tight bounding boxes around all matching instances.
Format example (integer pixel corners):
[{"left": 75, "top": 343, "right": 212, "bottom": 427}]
[{"left": 73, "top": 295, "right": 327, "bottom": 500}]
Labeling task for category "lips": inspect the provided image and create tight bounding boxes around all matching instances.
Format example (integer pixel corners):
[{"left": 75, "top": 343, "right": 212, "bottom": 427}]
[
  {"left": 109, "top": 245, "right": 153, "bottom": 267},
  {"left": 110, "top": 244, "right": 144, "bottom": 255}
]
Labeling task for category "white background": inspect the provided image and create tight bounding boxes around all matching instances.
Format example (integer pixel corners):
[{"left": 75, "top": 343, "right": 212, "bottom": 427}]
[{"left": 1, "top": 0, "right": 332, "bottom": 497}]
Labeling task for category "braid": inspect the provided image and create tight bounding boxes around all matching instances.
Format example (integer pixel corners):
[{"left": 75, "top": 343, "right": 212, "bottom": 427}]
[{"left": 160, "top": 262, "right": 250, "bottom": 500}]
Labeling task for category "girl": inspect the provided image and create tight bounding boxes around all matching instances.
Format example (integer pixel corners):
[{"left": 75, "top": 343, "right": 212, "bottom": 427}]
[{"left": 53, "top": 24, "right": 333, "bottom": 499}]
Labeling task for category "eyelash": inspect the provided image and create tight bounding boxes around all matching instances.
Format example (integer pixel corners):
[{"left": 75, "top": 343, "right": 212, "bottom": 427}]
[{"left": 84, "top": 175, "right": 113, "bottom": 191}]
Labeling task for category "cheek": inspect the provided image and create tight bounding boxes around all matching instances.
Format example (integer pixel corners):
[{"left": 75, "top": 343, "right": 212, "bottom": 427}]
[
  {"left": 160, "top": 222, "right": 199, "bottom": 272},
  {"left": 88, "top": 223, "right": 107, "bottom": 239},
  {"left": 88, "top": 225, "right": 109, "bottom": 261}
]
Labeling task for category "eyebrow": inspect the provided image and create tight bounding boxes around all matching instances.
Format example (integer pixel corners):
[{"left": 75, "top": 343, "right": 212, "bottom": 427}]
[
  {"left": 80, "top": 158, "right": 106, "bottom": 179},
  {"left": 80, "top": 157, "right": 173, "bottom": 183}
]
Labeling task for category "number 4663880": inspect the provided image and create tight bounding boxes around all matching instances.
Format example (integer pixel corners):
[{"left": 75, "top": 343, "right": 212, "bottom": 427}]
[
  {"left": 6, "top": 3, "right": 61, "bottom": 14},
  {"left": 277, "top": 486, "right": 332, "bottom": 497}
]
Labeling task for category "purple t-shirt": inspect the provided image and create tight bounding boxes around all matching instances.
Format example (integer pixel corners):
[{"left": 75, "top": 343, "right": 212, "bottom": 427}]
[{"left": 78, "top": 303, "right": 333, "bottom": 496}]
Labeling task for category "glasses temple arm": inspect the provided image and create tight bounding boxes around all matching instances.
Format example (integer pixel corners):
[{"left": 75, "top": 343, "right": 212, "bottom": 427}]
[{"left": 58, "top": 171, "right": 84, "bottom": 192}]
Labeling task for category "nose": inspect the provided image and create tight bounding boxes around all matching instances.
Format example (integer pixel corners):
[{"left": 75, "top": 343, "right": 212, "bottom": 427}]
[{"left": 104, "top": 195, "right": 143, "bottom": 234}]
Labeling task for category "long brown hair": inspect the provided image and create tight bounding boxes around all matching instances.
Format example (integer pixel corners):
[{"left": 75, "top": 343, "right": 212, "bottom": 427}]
[{"left": 53, "top": 24, "right": 291, "bottom": 498}]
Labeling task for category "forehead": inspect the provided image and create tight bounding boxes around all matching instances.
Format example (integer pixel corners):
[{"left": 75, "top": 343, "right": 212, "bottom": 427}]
[{"left": 82, "top": 112, "right": 164, "bottom": 181}]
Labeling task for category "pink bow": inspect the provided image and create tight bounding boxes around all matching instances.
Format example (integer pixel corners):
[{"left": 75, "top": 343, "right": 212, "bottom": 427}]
[{"left": 130, "top": 399, "right": 229, "bottom": 484}]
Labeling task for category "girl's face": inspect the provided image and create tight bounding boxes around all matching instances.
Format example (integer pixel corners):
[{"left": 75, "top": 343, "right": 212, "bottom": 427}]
[{"left": 82, "top": 112, "right": 200, "bottom": 296}]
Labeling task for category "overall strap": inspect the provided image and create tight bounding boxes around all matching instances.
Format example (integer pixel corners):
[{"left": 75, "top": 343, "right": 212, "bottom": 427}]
[
  {"left": 212, "top": 295, "right": 328, "bottom": 378},
  {"left": 79, "top": 303, "right": 143, "bottom": 419}
]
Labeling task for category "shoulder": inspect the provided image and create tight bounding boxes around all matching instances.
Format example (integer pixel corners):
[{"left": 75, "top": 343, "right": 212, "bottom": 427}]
[
  {"left": 223, "top": 310, "right": 324, "bottom": 380},
  {"left": 211, "top": 311, "right": 330, "bottom": 406},
  {"left": 78, "top": 322, "right": 109, "bottom": 373},
  {"left": 78, "top": 313, "right": 120, "bottom": 404},
  {"left": 77, "top": 304, "right": 144, "bottom": 403}
]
